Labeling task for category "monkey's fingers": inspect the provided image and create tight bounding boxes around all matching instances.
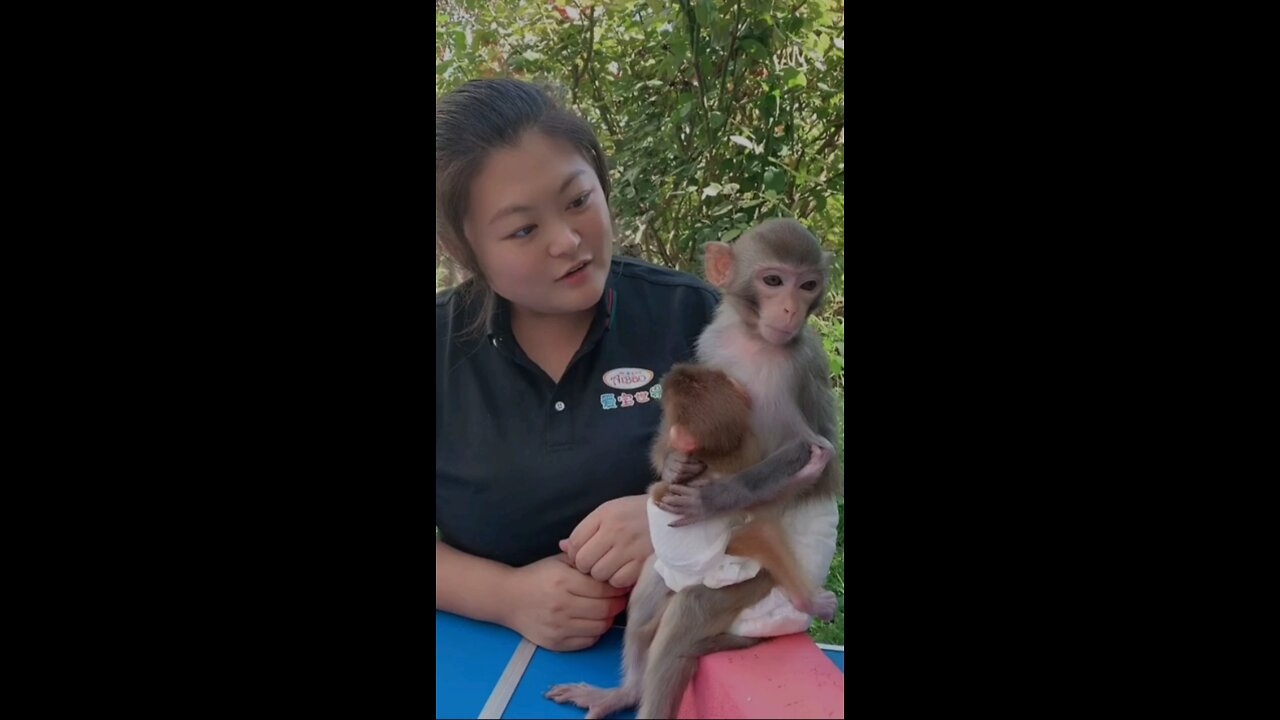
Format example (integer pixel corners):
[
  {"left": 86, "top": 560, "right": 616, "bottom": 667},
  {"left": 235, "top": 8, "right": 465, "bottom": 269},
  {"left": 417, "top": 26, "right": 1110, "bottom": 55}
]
[
  {"left": 665, "top": 484, "right": 699, "bottom": 498},
  {"left": 667, "top": 515, "right": 706, "bottom": 528},
  {"left": 664, "top": 455, "right": 706, "bottom": 485},
  {"left": 655, "top": 498, "right": 704, "bottom": 525},
  {"left": 545, "top": 683, "right": 631, "bottom": 718},
  {"left": 789, "top": 445, "right": 832, "bottom": 487},
  {"left": 676, "top": 461, "right": 706, "bottom": 483},
  {"left": 660, "top": 481, "right": 701, "bottom": 509},
  {"left": 812, "top": 590, "right": 838, "bottom": 621},
  {"left": 653, "top": 499, "right": 683, "bottom": 514},
  {"left": 546, "top": 682, "right": 590, "bottom": 702}
]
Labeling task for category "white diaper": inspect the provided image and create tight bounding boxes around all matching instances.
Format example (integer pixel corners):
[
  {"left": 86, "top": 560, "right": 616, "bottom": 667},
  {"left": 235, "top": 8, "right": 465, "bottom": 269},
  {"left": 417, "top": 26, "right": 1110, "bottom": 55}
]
[{"left": 647, "top": 494, "right": 839, "bottom": 637}]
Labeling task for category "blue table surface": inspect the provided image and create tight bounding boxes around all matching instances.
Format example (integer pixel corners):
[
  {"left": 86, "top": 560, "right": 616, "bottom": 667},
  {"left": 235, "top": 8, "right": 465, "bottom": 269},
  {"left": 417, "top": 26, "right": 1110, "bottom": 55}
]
[{"left": 436, "top": 611, "right": 842, "bottom": 719}]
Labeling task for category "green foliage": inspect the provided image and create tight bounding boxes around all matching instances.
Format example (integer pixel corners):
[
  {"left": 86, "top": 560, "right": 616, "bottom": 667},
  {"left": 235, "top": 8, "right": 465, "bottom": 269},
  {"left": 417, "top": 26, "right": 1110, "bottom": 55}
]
[{"left": 437, "top": 0, "right": 844, "bottom": 389}]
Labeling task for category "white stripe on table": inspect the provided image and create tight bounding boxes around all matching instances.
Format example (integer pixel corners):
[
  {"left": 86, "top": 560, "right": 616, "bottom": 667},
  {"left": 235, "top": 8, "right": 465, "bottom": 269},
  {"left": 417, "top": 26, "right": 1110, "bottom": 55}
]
[{"left": 477, "top": 638, "right": 536, "bottom": 719}]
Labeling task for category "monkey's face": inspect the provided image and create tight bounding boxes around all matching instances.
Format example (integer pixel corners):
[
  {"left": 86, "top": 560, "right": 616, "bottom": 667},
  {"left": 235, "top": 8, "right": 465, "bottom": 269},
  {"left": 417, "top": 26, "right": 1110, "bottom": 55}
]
[
  {"left": 706, "top": 219, "right": 832, "bottom": 346},
  {"left": 750, "top": 265, "right": 825, "bottom": 345},
  {"left": 463, "top": 131, "right": 613, "bottom": 315}
]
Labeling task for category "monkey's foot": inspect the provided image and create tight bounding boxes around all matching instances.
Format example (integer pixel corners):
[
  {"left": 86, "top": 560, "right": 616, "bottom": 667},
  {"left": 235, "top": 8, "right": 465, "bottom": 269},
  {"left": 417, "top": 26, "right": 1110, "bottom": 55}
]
[
  {"left": 545, "top": 683, "right": 638, "bottom": 719},
  {"left": 810, "top": 590, "right": 838, "bottom": 621}
]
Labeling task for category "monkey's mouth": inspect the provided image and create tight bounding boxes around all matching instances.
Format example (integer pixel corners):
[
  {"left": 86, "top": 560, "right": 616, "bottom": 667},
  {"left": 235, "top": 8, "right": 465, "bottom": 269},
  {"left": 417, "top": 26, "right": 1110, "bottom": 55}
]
[
  {"left": 761, "top": 324, "right": 798, "bottom": 344},
  {"left": 557, "top": 259, "right": 592, "bottom": 281}
]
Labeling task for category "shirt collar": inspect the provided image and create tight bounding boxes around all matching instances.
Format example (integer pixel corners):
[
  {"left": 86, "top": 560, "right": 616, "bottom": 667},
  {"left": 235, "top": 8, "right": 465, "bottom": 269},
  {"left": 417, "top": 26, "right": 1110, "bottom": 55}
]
[{"left": 484, "top": 270, "right": 618, "bottom": 347}]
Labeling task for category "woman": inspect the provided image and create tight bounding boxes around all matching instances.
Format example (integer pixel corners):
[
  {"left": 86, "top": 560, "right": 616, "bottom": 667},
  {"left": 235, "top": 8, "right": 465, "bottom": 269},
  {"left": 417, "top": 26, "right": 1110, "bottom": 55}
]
[{"left": 436, "top": 78, "right": 716, "bottom": 651}]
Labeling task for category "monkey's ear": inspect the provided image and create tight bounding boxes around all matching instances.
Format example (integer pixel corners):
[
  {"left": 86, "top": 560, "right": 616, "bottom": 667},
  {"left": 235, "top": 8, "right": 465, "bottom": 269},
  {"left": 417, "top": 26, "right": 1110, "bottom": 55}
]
[
  {"left": 704, "top": 242, "right": 735, "bottom": 288},
  {"left": 670, "top": 424, "right": 698, "bottom": 454},
  {"left": 823, "top": 251, "right": 835, "bottom": 270}
]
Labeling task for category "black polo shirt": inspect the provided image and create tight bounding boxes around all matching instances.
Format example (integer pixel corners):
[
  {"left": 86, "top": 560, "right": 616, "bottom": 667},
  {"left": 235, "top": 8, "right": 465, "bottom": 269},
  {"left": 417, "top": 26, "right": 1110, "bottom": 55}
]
[{"left": 436, "top": 257, "right": 719, "bottom": 569}]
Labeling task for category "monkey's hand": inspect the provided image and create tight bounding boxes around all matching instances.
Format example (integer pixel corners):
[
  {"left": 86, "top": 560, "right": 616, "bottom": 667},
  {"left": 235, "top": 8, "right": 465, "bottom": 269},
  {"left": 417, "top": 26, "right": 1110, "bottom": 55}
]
[
  {"left": 654, "top": 482, "right": 717, "bottom": 526},
  {"left": 659, "top": 439, "right": 828, "bottom": 524},
  {"left": 787, "top": 442, "right": 834, "bottom": 491},
  {"left": 662, "top": 450, "right": 706, "bottom": 485}
]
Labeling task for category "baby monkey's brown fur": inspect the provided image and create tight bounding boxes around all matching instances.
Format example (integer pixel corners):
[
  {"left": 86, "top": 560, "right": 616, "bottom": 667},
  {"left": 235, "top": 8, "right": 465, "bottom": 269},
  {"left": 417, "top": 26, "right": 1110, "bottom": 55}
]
[{"left": 648, "top": 363, "right": 831, "bottom": 619}]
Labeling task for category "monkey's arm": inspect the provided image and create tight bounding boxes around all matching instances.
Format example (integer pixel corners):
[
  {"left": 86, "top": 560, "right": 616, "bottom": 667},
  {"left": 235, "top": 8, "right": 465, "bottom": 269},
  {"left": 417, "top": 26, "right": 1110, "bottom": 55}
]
[{"left": 655, "top": 439, "right": 832, "bottom": 526}]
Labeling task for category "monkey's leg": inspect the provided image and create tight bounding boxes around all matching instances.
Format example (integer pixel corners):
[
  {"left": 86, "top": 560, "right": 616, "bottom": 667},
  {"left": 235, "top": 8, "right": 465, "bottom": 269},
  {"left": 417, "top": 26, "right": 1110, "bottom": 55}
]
[
  {"left": 727, "top": 519, "right": 834, "bottom": 620},
  {"left": 546, "top": 556, "right": 670, "bottom": 718},
  {"left": 687, "top": 633, "right": 763, "bottom": 656},
  {"left": 637, "top": 572, "right": 774, "bottom": 719}
]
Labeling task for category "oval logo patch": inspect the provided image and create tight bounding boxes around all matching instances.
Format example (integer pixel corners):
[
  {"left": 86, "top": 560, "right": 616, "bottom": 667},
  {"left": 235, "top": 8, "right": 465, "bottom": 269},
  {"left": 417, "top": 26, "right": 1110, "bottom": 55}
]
[{"left": 603, "top": 367, "right": 654, "bottom": 390}]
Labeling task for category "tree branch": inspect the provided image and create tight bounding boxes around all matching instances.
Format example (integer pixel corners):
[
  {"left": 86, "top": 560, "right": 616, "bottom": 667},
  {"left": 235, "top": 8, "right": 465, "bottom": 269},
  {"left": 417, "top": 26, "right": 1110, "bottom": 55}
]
[
  {"left": 719, "top": 0, "right": 741, "bottom": 89},
  {"left": 582, "top": 6, "right": 620, "bottom": 139},
  {"left": 679, "top": 0, "right": 710, "bottom": 141}
]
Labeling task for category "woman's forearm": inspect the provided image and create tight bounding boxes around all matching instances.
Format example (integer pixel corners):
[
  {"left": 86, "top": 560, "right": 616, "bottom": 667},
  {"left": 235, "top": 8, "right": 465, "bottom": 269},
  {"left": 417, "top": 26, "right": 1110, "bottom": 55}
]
[{"left": 436, "top": 538, "right": 516, "bottom": 626}]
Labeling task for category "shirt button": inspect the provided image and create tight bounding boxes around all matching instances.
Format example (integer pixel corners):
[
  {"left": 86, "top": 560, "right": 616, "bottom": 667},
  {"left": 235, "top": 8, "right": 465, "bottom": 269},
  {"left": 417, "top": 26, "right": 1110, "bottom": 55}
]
[{"left": 554, "top": 401, "right": 566, "bottom": 412}]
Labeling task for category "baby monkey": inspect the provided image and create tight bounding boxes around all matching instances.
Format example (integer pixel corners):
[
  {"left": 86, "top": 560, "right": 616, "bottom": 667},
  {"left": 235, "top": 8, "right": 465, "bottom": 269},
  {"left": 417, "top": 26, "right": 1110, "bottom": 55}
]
[{"left": 648, "top": 362, "right": 836, "bottom": 619}]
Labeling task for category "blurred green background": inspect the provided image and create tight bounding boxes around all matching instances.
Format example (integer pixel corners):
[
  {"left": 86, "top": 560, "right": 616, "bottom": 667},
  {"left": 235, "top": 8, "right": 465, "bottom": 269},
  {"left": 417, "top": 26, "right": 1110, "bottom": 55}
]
[{"left": 436, "top": 0, "right": 845, "bottom": 645}]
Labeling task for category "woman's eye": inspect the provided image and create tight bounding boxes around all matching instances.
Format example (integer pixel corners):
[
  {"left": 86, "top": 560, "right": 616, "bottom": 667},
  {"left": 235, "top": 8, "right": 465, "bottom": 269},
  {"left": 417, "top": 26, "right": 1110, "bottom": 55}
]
[
  {"left": 801, "top": 280, "right": 818, "bottom": 291},
  {"left": 510, "top": 225, "right": 536, "bottom": 239},
  {"left": 568, "top": 191, "right": 592, "bottom": 210},
  {"left": 763, "top": 275, "right": 783, "bottom": 287}
]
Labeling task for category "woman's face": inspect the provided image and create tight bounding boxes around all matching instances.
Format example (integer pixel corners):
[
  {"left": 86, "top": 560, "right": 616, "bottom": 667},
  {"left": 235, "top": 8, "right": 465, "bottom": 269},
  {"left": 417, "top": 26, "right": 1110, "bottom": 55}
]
[{"left": 464, "top": 131, "right": 613, "bottom": 317}]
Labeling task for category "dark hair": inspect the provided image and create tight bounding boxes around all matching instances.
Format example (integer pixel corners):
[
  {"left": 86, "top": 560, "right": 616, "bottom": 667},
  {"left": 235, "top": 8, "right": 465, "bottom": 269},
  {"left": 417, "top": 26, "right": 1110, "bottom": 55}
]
[{"left": 436, "top": 78, "right": 611, "bottom": 337}]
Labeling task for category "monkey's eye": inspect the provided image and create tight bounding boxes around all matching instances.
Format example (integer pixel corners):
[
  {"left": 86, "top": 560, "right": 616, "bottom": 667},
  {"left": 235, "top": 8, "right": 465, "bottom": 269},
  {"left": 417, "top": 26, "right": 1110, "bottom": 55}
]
[
  {"left": 763, "top": 275, "right": 783, "bottom": 287},
  {"left": 567, "top": 191, "right": 592, "bottom": 210},
  {"left": 801, "top": 280, "right": 818, "bottom": 291},
  {"left": 509, "top": 225, "right": 536, "bottom": 239}
]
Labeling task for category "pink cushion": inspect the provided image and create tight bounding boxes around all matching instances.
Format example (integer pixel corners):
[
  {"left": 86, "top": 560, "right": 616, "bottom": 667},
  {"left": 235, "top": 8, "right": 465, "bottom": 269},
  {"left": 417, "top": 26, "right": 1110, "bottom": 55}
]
[{"left": 676, "top": 633, "right": 844, "bottom": 719}]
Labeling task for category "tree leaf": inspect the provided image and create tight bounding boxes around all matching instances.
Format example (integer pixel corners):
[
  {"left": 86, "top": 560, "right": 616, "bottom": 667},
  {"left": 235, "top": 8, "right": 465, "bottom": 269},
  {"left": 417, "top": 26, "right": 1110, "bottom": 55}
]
[
  {"left": 782, "top": 67, "right": 807, "bottom": 88},
  {"left": 764, "top": 168, "right": 787, "bottom": 191}
]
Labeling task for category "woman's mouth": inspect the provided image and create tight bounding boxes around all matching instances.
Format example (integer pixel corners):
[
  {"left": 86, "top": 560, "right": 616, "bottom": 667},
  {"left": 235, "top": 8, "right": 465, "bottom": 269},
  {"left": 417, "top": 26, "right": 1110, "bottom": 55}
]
[{"left": 557, "top": 259, "right": 592, "bottom": 282}]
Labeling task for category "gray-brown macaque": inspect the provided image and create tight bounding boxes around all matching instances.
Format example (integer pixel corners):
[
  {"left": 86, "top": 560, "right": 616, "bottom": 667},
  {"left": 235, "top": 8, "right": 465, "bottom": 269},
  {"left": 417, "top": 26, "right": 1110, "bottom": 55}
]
[
  {"left": 545, "top": 219, "right": 841, "bottom": 719},
  {"left": 656, "top": 217, "right": 841, "bottom": 519}
]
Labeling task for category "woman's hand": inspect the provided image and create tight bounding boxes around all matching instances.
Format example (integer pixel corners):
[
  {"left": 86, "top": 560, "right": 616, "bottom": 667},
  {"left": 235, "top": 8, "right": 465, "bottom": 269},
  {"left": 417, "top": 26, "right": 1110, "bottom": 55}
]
[
  {"left": 502, "top": 554, "right": 630, "bottom": 652},
  {"left": 560, "top": 494, "right": 654, "bottom": 589}
]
